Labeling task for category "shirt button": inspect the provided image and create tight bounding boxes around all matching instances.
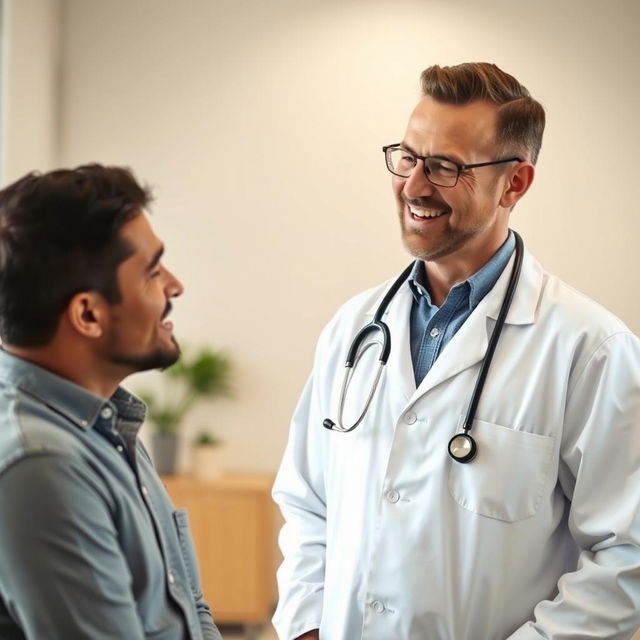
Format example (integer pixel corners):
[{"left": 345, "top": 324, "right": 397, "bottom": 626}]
[
  {"left": 386, "top": 489, "right": 400, "bottom": 503},
  {"left": 141, "top": 485, "right": 148, "bottom": 497},
  {"left": 404, "top": 411, "right": 417, "bottom": 425},
  {"left": 371, "top": 600, "right": 385, "bottom": 614},
  {"left": 168, "top": 571, "right": 175, "bottom": 585},
  {"left": 116, "top": 445, "right": 124, "bottom": 453},
  {"left": 100, "top": 406, "right": 113, "bottom": 419},
  {"left": 430, "top": 327, "right": 440, "bottom": 337}
]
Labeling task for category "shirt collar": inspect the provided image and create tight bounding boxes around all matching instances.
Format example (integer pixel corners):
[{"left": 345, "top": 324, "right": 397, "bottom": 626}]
[
  {"left": 467, "top": 231, "right": 516, "bottom": 308},
  {"left": 407, "top": 259, "right": 431, "bottom": 303},
  {"left": 407, "top": 231, "right": 516, "bottom": 310},
  {"left": 0, "top": 349, "right": 146, "bottom": 432}
]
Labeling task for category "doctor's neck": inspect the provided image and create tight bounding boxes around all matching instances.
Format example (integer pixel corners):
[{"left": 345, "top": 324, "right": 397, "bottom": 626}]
[{"left": 422, "top": 232, "right": 509, "bottom": 307}]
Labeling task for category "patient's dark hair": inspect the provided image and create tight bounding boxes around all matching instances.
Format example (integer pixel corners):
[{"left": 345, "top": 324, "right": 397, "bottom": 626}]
[{"left": 0, "top": 164, "right": 152, "bottom": 346}]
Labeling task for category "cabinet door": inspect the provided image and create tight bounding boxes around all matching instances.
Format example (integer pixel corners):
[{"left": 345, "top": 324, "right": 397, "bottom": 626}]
[{"left": 164, "top": 476, "right": 278, "bottom": 624}]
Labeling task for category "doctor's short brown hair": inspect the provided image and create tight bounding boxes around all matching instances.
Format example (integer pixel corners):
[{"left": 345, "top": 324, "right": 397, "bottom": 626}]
[{"left": 420, "top": 62, "right": 545, "bottom": 165}]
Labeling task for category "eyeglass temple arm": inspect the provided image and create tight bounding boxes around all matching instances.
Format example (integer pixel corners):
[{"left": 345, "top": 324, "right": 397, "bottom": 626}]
[{"left": 459, "top": 157, "right": 522, "bottom": 171}]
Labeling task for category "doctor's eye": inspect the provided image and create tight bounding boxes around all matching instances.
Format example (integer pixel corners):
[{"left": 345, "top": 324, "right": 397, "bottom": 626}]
[
  {"left": 390, "top": 150, "right": 417, "bottom": 172},
  {"left": 426, "top": 158, "right": 458, "bottom": 177}
]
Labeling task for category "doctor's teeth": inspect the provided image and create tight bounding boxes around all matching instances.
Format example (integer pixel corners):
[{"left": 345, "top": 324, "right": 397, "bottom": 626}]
[{"left": 410, "top": 207, "right": 444, "bottom": 218}]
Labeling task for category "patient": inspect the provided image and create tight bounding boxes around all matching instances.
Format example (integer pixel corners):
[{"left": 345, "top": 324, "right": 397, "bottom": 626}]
[{"left": 0, "top": 165, "right": 222, "bottom": 639}]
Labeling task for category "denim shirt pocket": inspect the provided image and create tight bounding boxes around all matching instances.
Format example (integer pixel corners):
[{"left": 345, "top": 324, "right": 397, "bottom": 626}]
[{"left": 172, "top": 508, "right": 205, "bottom": 598}]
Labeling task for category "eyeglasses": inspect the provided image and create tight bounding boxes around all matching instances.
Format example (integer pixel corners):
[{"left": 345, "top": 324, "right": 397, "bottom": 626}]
[{"left": 382, "top": 144, "right": 522, "bottom": 188}]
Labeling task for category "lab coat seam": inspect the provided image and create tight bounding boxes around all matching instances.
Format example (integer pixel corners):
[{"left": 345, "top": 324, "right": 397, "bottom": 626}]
[{"left": 566, "top": 331, "right": 635, "bottom": 401}]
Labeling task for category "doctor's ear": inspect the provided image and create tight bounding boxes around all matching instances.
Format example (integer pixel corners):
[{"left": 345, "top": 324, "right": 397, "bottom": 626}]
[
  {"left": 499, "top": 162, "right": 535, "bottom": 209},
  {"left": 66, "top": 292, "right": 108, "bottom": 339}
]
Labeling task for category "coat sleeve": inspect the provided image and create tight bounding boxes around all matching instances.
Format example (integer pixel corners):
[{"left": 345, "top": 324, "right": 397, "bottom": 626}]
[
  {"left": 508, "top": 331, "right": 640, "bottom": 639},
  {"left": 272, "top": 370, "right": 328, "bottom": 640}
]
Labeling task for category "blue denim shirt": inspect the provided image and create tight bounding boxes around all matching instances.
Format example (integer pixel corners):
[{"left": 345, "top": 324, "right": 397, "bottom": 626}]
[
  {"left": 409, "top": 232, "right": 516, "bottom": 385},
  {"left": 0, "top": 349, "right": 222, "bottom": 640}
]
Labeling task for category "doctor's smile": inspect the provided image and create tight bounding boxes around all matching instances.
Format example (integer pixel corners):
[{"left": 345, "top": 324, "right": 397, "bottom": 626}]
[{"left": 404, "top": 198, "right": 451, "bottom": 221}]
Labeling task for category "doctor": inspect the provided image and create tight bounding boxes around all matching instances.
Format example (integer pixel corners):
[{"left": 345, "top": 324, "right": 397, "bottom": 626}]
[{"left": 272, "top": 62, "right": 640, "bottom": 639}]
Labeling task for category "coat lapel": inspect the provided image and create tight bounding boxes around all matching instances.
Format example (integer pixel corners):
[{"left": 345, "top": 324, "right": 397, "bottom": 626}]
[
  {"left": 363, "top": 281, "right": 416, "bottom": 405},
  {"left": 407, "top": 249, "right": 544, "bottom": 404},
  {"left": 362, "top": 250, "right": 543, "bottom": 410},
  {"left": 385, "top": 287, "right": 417, "bottom": 405}
]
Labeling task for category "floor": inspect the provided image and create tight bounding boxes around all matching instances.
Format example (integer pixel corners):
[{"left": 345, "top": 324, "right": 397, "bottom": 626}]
[{"left": 218, "top": 623, "right": 278, "bottom": 640}]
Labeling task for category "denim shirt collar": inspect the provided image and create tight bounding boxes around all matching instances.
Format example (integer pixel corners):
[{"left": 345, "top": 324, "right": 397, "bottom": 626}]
[
  {"left": 408, "top": 231, "right": 516, "bottom": 311},
  {"left": 0, "top": 349, "right": 146, "bottom": 433}
]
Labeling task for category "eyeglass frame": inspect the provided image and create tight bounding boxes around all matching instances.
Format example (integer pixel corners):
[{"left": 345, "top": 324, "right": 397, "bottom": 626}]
[{"left": 382, "top": 143, "right": 522, "bottom": 188}]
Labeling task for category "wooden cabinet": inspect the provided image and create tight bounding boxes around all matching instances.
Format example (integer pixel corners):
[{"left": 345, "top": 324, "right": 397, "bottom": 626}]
[{"left": 162, "top": 474, "right": 280, "bottom": 626}]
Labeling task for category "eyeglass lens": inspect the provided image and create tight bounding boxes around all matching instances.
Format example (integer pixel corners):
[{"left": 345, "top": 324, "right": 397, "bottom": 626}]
[{"left": 386, "top": 148, "right": 459, "bottom": 187}]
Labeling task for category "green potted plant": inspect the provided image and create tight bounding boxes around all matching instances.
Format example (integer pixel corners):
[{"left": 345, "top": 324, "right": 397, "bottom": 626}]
[
  {"left": 192, "top": 429, "right": 224, "bottom": 480},
  {"left": 141, "top": 346, "right": 231, "bottom": 474}
]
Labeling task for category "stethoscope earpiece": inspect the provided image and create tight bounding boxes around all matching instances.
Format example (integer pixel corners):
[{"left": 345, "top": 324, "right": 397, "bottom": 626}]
[{"left": 447, "top": 433, "right": 477, "bottom": 463}]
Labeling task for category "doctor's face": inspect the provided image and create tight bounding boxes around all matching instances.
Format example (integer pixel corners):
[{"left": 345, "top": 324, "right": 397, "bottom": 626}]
[{"left": 392, "top": 96, "right": 514, "bottom": 268}]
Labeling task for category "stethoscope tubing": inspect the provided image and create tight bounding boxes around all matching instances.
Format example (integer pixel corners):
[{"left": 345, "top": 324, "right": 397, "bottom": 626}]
[
  {"left": 460, "top": 231, "right": 524, "bottom": 434},
  {"left": 324, "top": 231, "right": 525, "bottom": 461},
  {"left": 346, "top": 261, "right": 415, "bottom": 367},
  {"left": 447, "top": 231, "right": 524, "bottom": 462},
  {"left": 322, "top": 262, "right": 414, "bottom": 433}
]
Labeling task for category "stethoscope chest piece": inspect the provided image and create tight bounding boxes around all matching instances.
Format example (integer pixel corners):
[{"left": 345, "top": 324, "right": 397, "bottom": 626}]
[{"left": 448, "top": 433, "right": 477, "bottom": 463}]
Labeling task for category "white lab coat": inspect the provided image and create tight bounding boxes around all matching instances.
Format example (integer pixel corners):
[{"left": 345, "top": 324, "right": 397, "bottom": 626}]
[{"left": 272, "top": 249, "right": 640, "bottom": 640}]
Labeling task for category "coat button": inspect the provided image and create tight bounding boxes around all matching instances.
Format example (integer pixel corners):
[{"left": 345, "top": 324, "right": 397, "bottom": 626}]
[
  {"left": 386, "top": 489, "right": 400, "bottom": 503},
  {"left": 371, "top": 600, "right": 385, "bottom": 614},
  {"left": 404, "top": 411, "right": 417, "bottom": 425}
]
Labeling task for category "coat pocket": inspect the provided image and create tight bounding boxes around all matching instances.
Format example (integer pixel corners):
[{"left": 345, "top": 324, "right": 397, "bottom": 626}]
[
  {"left": 448, "top": 419, "right": 555, "bottom": 522},
  {"left": 172, "top": 508, "right": 204, "bottom": 598}
]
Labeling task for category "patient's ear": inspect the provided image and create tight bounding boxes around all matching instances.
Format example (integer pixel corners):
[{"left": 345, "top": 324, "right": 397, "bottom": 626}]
[
  {"left": 500, "top": 162, "right": 535, "bottom": 209},
  {"left": 66, "top": 292, "right": 108, "bottom": 339}
]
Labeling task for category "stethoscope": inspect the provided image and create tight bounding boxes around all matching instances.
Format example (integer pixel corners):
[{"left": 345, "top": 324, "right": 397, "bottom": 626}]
[{"left": 323, "top": 231, "right": 524, "bottom": 464}]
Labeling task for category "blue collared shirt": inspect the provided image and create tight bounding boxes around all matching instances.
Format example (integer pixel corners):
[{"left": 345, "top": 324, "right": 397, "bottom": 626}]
[
  {"left": 0, "top": 349, "right": 222, "bottom": 640},
  {"left": 409, "top": 232, "right": 516, "bottom": 385}
]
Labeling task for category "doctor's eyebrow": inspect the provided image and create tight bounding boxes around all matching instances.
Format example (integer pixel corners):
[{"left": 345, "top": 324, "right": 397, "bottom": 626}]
[
  {"left": 400, "top": 142, "right": 418, "bottom": 154},
  {"left": 400, "top": 141, "right": 464, "bottom": 164},
  {"left": 145, "top": 246, "right": 165, "bottom": 273}
]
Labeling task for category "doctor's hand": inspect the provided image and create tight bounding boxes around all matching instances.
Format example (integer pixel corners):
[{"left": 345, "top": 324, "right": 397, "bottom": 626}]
[{"left": 295, "top": 631, "right": 319, "bottom": 639}]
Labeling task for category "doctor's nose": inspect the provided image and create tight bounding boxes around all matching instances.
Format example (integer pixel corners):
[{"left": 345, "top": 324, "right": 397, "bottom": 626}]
[{"left": 402, "top": 161, "right": 438, "bottom": 200}]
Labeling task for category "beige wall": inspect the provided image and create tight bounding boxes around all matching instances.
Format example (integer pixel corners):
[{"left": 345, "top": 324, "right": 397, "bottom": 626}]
[
  {"left": 2, "top": 0, "right": 60, "bottom": 180},
  {"left": 4, "top": 0, "right": 640, "bottom": 472}
]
